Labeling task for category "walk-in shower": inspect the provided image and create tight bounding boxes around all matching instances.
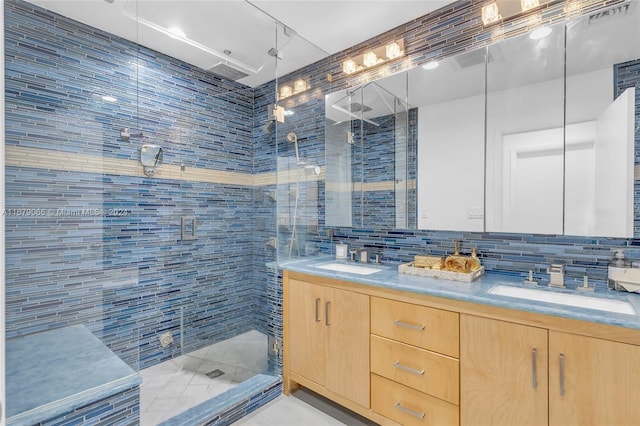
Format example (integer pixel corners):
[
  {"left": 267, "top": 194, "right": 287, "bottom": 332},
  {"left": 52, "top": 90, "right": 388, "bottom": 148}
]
[{"left": 4, "top": 0, "right": 327, "bottom": 424}]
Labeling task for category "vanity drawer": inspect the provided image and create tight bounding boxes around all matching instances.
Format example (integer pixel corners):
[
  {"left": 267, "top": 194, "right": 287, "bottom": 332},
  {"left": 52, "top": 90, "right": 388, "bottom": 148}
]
[
  {"left": 371, "top": 297, "right": 459, "bottom": 357},
  {"left": 371, "top": 374, "right": 459, "bottom": 426},
  {"left": 371, "top": 335, "right": 459, "bottom": 405}
]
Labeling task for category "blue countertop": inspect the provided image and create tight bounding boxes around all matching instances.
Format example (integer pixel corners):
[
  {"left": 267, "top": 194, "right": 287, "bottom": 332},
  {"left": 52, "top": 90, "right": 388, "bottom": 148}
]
[
  {"left": 7, "top": 324, "right": 142, "bottom": 426},
  {"left": 281, "top": 256, "right": 640, "bottom": 331}
]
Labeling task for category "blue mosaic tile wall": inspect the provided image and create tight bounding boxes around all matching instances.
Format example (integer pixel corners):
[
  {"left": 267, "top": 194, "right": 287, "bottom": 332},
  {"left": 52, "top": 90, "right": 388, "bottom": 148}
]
[
  {"left": 35, "top": 386, "right": 140, "bottom": 426},
  {"left": 5, "top": 0, "right": 257, "bottom": 371}
]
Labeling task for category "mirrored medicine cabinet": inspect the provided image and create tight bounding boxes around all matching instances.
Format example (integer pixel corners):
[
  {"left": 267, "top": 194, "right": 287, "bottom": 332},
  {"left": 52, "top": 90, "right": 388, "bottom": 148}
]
[{"left": 324, "top": 2, "right": 640, "bottom": 238}]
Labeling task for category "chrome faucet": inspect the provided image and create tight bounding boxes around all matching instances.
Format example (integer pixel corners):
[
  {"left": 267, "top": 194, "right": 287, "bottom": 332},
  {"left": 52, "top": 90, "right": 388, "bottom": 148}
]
[{"left": 547, "top": 264, "right": 565, "bottom": 288}]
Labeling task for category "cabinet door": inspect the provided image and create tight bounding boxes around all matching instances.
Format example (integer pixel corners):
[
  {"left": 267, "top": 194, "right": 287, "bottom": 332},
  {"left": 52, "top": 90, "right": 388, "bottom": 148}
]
[
  {"left": 325, "top": 286, "right": 370, "bottom": 408},
  {"left": 461, "top": 315, "right": 548, "bottom": 426},
  {"left": 549, "top": 331, "right": 640, "bottom": 426},
  {"left": 288, "top": 279, "right": 326, "bottom": 386}
]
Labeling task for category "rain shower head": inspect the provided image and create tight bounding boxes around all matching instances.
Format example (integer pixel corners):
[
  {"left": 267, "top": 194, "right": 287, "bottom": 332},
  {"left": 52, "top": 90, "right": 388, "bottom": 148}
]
[{"left": 207, "top": 62, "right": 250, "bottom": 81}]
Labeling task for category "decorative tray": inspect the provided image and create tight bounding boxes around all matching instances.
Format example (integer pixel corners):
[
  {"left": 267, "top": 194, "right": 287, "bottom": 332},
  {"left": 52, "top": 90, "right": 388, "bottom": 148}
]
[{"left": 398, "top": 261, "right": 485, "bottom": 282}]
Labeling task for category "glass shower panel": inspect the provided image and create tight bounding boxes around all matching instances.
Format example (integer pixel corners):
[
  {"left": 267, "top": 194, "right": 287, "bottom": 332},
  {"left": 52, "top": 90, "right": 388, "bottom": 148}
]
[
  {"left": 274, "top": 23, "right": 330, "bottom": 260},
  {"left": 4, "top": 0, "right": 141, "bottom": 422}
]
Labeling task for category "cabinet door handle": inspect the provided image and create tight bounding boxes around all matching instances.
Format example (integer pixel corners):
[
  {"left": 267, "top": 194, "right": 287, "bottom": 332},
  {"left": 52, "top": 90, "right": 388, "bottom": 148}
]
[
  {"left": 559, "top": 353, "right": 565, "bottom": 396},
  {"left": 393, "top": 320, "right": 425, "bottom": 331},
  {"left": 393, "top": 361, "right": 425, "bottom": 376},
  {"left": 314, "top": 298, "right": 321, "bottom": 322},
  {"left": 394, "top": 402, "right": 425, "bottom": 419},
  {"left": 325, "top": 301, "right": 331, "bottom": 326},
  {"left": 532, "top": 348, "right": 537, "bottom": 389}
]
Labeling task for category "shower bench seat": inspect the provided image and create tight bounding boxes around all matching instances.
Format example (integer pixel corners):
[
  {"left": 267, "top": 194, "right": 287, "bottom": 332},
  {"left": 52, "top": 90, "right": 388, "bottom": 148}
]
[{"left": 6, "top": 324, "right": 142, "bottom": 425}]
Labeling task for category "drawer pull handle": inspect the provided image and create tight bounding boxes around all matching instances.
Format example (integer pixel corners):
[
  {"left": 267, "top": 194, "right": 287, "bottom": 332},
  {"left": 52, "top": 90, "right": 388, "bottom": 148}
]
[
  {"left": 393, "top": 320, "right": 425, "bottom": 331},
  {"left": 393, "top": 361, "right": 425, "bottom": 376},
  {"left": 315, "top": 298, "right": 321, "bottom": 322},
  {"left": 394, "top": 402, "right": 425, "bottom": 419}
]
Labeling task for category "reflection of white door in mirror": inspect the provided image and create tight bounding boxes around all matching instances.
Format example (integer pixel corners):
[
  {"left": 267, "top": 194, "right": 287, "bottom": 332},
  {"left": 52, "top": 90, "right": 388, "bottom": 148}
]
[
  {"left": 593, "top": 88, "right": 635, "bottom": 238},
  {"left": 497, "top": 128, "right": 564, "bottom": 235}
]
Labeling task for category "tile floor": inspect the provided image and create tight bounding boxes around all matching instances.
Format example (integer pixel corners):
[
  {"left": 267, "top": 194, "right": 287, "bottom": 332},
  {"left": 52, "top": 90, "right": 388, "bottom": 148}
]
[
  {"left": 140, "top": 330, "right": 268, "bottom": 426},
  {"left": 233, "top": 388, "right": 377, "bottom": 426}
]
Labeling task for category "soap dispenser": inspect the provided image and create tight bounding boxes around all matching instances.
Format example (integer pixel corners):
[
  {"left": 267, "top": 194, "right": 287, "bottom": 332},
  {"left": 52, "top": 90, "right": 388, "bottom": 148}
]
[{"left": 608, "top": 249, "right": 629, "bottom": 291}]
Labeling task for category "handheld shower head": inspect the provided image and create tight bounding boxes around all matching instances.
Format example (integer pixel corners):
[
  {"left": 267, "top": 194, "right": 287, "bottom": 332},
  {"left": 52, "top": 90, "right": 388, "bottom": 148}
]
[{"left": 286, "top": 132, "right": 297, "bottom": 143}]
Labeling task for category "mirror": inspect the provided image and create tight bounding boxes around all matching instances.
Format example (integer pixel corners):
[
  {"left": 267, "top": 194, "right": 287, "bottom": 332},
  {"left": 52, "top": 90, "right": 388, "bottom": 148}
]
[
  {"left": 325, "top": 72, "right": 410, "bottom": 228},
  {"left": 324, "top": 2, "right": 639, "bottom": 237},
  {"left": 485, "top": 22, "right": 566, "bottom": 234},
  {"left": 564, "top": 3, "right": 640, "bottom": 237},
  {"left": 411, "top": 51, "right": 486, "bottom": 232}
]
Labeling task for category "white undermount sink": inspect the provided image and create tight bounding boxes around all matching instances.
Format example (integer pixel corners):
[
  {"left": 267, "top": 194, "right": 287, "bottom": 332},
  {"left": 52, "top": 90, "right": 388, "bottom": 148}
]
[
  {"left": 489, "top": 285, "right": 636, "bottom": 315},
  {"left": 316, "top": 262, "right": 383, "bottom": 275}
]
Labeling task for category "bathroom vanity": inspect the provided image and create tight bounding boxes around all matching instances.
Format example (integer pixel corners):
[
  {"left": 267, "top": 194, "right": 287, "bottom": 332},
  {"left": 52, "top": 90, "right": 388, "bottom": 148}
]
[{"left": 282, "top": 258, "right": 640, "bottom": 426}]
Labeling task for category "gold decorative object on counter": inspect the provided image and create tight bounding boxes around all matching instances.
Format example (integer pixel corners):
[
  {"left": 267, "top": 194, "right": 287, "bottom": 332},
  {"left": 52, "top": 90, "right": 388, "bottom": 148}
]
[
  {"left": 414, "top": 255, "right": 444, "bottom": 270},
  {"left": 400, "top": 240, "right": 484, "bottom": 282}
]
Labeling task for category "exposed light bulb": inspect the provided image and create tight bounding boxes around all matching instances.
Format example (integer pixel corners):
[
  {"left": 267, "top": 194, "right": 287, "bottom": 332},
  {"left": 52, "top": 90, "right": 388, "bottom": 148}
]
[
  {"left": 363, "top": 51, "right": 378, "bottom": 67},
  {"left": 385, "top": 42, "right": 402, "bottom": 59},
  {"left": 279, "top": 85, "right": 292, "bottom": 98},
  {"left": 482, "top": 2, "right": 501, "bottom": 25},
  {"left": 521, "top": 0, "right": 540, "bottom": 12},
  {"left": 342, "top": 59, "right": 357, "bottom": 74},
  {"left": 293, "top": 79, "right": 306, "bottom": 93}
]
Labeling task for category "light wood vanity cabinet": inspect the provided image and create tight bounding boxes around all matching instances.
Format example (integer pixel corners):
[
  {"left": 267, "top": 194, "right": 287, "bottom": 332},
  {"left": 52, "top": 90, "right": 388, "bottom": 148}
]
[
  {"left": 284, "top": 270, "right": 640, "bottom": 426},
  {"left": 370, "top": 297, "right": 460, "bottom": 425},
  {"left": 548, "top": 331, "right": 640, "bottom": 426},
  {"left": 461, "top": 315, "right": 548, "bottom": 426},
  {"left": 461, "top": 315, "right": 640, "bottom": 426},
  {"left": 284, "top": 274, "right": 371, "bottom": 411}
]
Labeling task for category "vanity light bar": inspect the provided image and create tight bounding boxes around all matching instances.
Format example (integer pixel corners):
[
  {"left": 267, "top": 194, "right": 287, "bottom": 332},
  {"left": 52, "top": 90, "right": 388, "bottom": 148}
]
[
  {"left": 278, "top": 78, "right": 310, "bottom": 100},
  {"left": 482, "top": 0, "right": 549, "bottom": 26},
  {"left": 342, "top": 39, "right": 405, "bottom": 75}
]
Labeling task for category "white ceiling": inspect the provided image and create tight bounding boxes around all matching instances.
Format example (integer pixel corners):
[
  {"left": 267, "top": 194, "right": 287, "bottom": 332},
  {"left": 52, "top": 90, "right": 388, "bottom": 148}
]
[{"left": 25, "top": 0, "right": 453, "bottom": 87}]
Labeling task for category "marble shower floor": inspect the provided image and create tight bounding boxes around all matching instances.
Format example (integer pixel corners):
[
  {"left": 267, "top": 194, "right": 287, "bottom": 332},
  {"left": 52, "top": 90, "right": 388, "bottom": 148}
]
[{"left": 139, "top": 330, "right": 268, "bottom": 426}]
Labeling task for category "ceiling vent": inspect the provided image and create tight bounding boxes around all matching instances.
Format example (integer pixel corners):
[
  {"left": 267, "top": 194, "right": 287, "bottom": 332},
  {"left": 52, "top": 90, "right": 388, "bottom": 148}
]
[{"left": 207, "top": 62, "right": 250, "bottom": 81}]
